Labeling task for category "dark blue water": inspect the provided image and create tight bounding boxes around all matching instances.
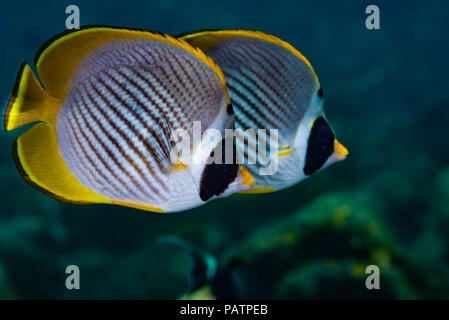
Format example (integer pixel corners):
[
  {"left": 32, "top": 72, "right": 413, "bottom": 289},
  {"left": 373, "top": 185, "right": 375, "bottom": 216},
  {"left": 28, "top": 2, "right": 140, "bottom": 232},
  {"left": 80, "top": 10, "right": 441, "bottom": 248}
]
[{"left": 0, "top": 0, "right": 448, "bottom": 299}]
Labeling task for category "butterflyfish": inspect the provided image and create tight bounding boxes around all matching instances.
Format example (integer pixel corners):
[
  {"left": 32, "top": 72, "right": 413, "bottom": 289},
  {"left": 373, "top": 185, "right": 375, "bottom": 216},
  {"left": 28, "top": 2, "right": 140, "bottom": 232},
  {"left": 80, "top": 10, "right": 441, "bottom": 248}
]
[
  {"left": 3, "top": 26, "right": 253, "bottom": 213},
  {"left": 179, "top": 30, "right": 348, "bottom": 193}
]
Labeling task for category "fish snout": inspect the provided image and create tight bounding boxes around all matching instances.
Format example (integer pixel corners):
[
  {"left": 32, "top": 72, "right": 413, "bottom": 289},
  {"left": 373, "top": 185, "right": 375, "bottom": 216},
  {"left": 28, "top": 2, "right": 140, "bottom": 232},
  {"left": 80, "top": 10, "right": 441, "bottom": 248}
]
[{"left": 333, "top": 140, "right": 348, "bottom": 161}]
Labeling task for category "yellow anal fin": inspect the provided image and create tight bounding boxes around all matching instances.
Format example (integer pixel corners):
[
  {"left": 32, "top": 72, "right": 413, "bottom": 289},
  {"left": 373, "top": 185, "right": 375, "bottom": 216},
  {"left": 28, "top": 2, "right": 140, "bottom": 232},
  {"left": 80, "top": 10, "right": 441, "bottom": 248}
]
[
  {"left": 3, "top": 62, "right": 59, "bottom": 131},
  {"left": 111, "top": 200, "right": 165, "bottom": 213},
  {"left": 238, "top": 186, "right": 277, "bottom": 194},
  {"left": 14, "top": 122, "right": 110, "bottom": 204}
]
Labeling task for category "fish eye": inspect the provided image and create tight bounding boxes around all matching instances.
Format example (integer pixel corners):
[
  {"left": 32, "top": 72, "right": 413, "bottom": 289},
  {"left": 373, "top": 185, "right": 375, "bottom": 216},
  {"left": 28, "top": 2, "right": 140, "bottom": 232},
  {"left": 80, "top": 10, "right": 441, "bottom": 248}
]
[
  {"left": 226, "top": 103, "right": 234, "bottom": 115},
  {"left": 303, "top": 117, "right": 335, "bottom": 175},
  {"left": 317, "top": 87, "right": 323, "bottom": 99}
]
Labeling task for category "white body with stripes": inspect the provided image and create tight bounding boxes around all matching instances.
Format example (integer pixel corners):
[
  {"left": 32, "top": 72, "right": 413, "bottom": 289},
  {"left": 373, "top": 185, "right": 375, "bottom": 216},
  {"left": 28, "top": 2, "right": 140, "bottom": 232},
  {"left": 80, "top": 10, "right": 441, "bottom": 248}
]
[
  {"left": 199, "top": 35, "right": 322, "bottom": 190},
  {"left": 56, "top": 39, "right": 247, "bottom": 212}
]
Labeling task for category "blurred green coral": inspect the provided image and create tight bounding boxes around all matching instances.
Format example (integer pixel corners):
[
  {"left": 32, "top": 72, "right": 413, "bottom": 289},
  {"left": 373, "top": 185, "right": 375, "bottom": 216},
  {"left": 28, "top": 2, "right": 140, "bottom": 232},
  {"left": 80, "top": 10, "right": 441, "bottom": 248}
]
[
  {"left": 217, "top": 188, "right": 449, "bottom": 299},
  {"left": 436, "top": 167, "right": 449, "bottom": 216},
  {"left": 0, "top": 262, "right": 16, "bottom": 299},
  {"left": 276, "top": 259, "right": 416, "bottom": 299}
]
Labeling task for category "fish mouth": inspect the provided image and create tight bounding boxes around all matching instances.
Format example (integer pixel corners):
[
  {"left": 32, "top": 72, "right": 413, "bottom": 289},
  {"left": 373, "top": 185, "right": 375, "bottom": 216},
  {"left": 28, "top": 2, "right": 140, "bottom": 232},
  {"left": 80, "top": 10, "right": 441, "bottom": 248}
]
[
  {"left": 334, "top": 140, "right": 349, "bottom": 160},
  {"left": 240, "top": 166, "right": 255, "bottom": 186}
]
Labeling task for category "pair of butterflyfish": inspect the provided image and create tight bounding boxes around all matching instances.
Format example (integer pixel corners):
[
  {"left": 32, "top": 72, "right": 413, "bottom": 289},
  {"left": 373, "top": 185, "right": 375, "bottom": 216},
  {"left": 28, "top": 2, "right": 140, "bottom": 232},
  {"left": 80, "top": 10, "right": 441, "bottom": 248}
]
[{"left": 3, "top": 26, "right": 348, "bottom": 213}]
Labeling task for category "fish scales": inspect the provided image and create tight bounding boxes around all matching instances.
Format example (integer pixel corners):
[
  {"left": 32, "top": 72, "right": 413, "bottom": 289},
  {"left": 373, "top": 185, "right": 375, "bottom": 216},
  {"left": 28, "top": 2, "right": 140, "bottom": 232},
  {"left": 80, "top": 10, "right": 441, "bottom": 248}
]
[
  {"left": 179, "top": 30, "right": 347, "bottom": 193},
  {"left": 57, "top": 39, "right": 226, "bottom": 205},
  {"left": 206, "top": 37, "right": 317, "bottom": 141}
]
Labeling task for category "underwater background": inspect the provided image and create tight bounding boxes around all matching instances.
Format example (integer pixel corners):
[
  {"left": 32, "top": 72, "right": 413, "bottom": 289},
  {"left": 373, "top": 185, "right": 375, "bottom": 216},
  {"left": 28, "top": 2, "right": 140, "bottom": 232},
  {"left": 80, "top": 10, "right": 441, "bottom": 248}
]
[{"left": 0, "top": 0, "right": 448, "bottom": 299}]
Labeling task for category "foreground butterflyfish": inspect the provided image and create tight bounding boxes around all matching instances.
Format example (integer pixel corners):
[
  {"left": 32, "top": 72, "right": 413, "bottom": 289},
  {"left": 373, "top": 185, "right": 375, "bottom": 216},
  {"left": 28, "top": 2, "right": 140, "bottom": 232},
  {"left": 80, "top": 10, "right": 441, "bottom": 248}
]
[
  {"left": 3, "top": 26, "right": 253, "bottom": 213},
  {"left": 179, "top": 30, "right": 348, "bottom": 193}
]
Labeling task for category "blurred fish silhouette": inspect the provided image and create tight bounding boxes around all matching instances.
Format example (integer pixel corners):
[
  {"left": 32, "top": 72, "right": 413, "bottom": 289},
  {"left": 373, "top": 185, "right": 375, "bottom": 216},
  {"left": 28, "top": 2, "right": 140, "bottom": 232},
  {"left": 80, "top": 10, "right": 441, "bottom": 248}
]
[
  {"left": 157, "top": 235, "right": 246, "bottom": 300},
  {"left": 2, "top": 26, "right": 253, "bottom": 213},
  {"left": 179, "top": 30, "right": 348, "bottom": 193}
]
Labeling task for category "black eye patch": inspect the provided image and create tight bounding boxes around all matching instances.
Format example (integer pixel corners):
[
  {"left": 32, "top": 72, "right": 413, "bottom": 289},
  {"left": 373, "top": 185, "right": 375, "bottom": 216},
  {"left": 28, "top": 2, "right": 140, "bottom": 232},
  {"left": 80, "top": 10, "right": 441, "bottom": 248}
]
[
  {"left": 226, "top": 103, "right": 234, "bottom": 115},
  {"left": 303, "top": 117, "right": 335, "bottom": 175},
  {"left": 318, "top": 87, "right": 323, "bottom": 99},
  {"left": 199, "top": 138, "right": 239, "bottom": 201}
]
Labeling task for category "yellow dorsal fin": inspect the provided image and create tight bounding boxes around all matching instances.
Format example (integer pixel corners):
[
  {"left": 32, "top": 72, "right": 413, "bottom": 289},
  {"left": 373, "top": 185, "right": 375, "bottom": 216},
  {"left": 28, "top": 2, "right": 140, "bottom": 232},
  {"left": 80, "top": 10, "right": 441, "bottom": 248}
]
[
  {"left": 178, "top": 29, "right": 318, "bottom": 84},
  {"left": 13, "top": 122, "right": 111, "bottom": 204},
  {"left": 35, "top": 25, "right": 229, "bottom": 101}
]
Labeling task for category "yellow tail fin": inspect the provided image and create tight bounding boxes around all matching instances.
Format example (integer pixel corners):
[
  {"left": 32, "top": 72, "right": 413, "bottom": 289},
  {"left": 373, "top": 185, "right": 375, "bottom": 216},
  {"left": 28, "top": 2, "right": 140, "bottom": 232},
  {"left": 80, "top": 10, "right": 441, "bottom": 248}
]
[
  {"left": 3, "top": 62, "right": 59, "bottom": 131},
  {"left": 4, "top": 62, "right": 108, "bottom": 205}
]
